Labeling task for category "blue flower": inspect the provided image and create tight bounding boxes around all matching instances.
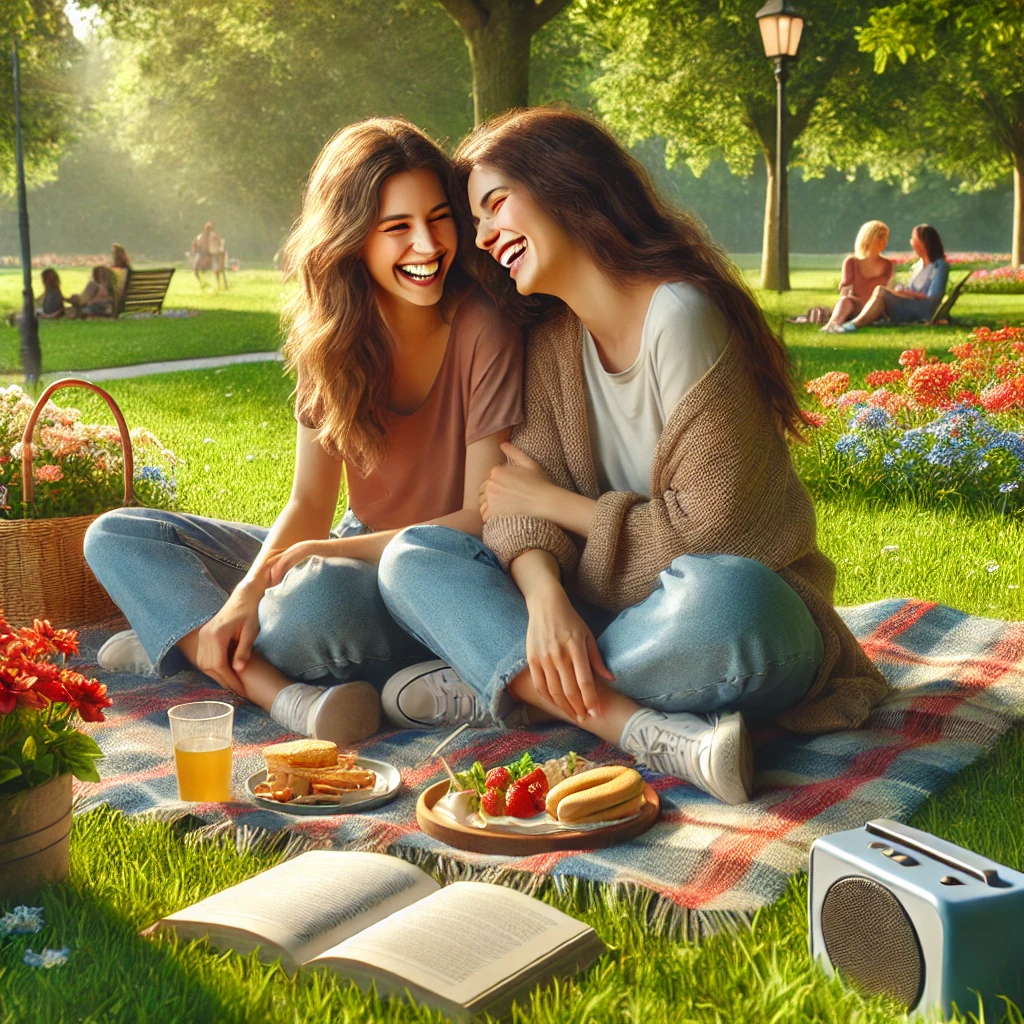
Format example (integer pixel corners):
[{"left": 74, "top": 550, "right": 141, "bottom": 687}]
[
  {"left": 23, "top": 948, "right": 69, "bottom": 969},
  {"left": 1000, "top": 481, "right": 1020, "bottom": 494},
  {"left": 0, "top": 906, "right": 43, "bottom": 936},
  {"left": 834, "top": 434, "right": 870, "bottom": 461},
  {"left": 849, "top": 406, "right": 892, "bottom": 432},
  {"left": 138, "top": 465, "right": 166, "bottom": 483}
]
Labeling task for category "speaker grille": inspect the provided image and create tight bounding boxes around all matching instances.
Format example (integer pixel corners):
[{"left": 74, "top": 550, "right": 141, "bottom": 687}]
[{"left": 820, "top": 875, "right": 924, "bottom": 1008}]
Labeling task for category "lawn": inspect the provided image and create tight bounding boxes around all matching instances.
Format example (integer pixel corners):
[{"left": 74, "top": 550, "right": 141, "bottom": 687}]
[
  {"left": 2, "top": 263, "right": 1023, "bottom": 1023},
  {"left": 0, "top": 269, "right": 287, "bottom": 375}
]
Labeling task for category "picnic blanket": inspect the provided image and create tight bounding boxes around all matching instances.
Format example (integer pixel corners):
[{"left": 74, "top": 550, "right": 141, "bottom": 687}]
[{"left": 72, "top": 598, "right": 1024, "bottom": 936}]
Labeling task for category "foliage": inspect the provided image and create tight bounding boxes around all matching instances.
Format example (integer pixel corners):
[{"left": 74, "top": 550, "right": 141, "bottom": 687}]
[
  {"left": 91, "top": 0, "right": 473, "bottom": 221},
  {"left": 797, "top": 327, "right": 1024, "bottom": 509},
  {"left": 0, "top": 385, "right": 178, "bottom": 520},
  {"left": 0, "top": 1, "right": 83, "bottom": 195},
  {"left": 0, "top": 613, "right": 109, "bottom": 795}
]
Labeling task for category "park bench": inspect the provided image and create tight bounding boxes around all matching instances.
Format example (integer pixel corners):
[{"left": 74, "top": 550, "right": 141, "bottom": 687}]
[
  {"left": 112, "top": 267, "right": 175, "bottom": 317},
  {"left": 928, "top": 269, "right": 974, "bottom": 325}
]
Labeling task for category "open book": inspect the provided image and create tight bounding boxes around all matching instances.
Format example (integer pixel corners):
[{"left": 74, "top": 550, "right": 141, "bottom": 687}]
[{"left": 145, "top": 850, "right": 605, "bottom": 1021}]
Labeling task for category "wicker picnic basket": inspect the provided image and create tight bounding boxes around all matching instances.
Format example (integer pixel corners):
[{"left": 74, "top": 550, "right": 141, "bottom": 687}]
[{"left": 0, "top": 379, "right": 135, "bottom": 628}]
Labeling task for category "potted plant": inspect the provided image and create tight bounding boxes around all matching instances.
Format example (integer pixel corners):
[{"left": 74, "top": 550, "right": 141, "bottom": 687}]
[{"left": 0, "top": 611, "right": 111, "bottom": 901}]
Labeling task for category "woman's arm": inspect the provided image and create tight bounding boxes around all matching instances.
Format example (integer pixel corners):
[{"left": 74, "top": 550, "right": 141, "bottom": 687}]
[
  {"left": 265, "top": 427, "right": 512, "bottom": 579},
  {"left": 838, "top": 256, "right": 856, "bottom": 297}
]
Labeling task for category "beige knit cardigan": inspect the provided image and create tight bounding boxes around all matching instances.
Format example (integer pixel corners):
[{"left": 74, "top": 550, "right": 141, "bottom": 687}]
[{"left": 482, "top": 308, "right": 889, "bottom": 735}]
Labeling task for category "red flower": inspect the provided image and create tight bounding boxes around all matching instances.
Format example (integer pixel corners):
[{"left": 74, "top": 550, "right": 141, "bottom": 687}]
[
  {"left": 61, "top": 671, "right": 112, "bottom": 723},
  {"left": 800, "top": 409, "right": 827, "bottom": 428},
  {"left": 16, "top": 626, "right": 53, "bottom": 659},
  {"left": 0, "top": 663, "right": 46, "bottom": 713},
  {"left": 837, "top": 389, "right": 870, "bottom": 412},
  {"left": 898, "top": 348, "right": 926, "bottom": 369},
  {"left": 865, "top": 369, "right": 903, "bottom": 388},
  {"left": 981, "top": 379, "right": 1024, "bottom": 413},
  {"left": 950, "top": 389, "right": 980, "bottom": 407},
  {"left": 28, "top": 661, "right": 70, "bottom": 704},
  {"left": 32, "top": 619, "right": 79, "bottom": 658},
  {"left": 949, "top": 342, "right": 974, "bottom": 360},
  {"left": 805, "top": 371, "right": 850, "bottom": 407},
  {"left": 868, "top": 388, "right": 909, "bottom": 415},
  {"left": 907, "top": 363, "right": 960, "bottom": 407}
]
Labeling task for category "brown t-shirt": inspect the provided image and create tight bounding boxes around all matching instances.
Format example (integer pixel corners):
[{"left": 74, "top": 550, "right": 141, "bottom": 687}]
[{"left": 295, "top": 290, "right": 524, "bottom": 531}]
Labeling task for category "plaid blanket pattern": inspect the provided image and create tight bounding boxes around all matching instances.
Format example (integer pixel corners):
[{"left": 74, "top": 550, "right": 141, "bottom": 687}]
[{"left": 71, "top": 598, "right": 1024, "bottom": 930}]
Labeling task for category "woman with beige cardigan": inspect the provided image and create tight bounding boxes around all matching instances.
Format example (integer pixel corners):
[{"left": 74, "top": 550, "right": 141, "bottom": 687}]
[{"left": 377, "top": 108, "right": 888, "bottom": 805}]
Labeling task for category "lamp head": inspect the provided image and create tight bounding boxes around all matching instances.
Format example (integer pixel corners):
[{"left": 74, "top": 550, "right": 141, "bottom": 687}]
[{"left": 756, "top": 0, "right": 804, "bottom": 59}]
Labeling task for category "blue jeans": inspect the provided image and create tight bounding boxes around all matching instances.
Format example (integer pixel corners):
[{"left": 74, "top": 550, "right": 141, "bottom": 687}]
[
  {"left": 83, "top": 508, "right": 430, "bottom": 683},
  {"left": 378, "top": 526, "right": 824, "bottom": 724}
]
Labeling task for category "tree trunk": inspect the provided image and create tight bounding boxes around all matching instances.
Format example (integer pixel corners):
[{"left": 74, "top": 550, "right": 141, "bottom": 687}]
[
  {"left": 1013, "top": 159, "right": 1023, "bottom": 270},
  {"left": 464, "top": 10, "right": 532, "bottom": 123},
  {"left": 760, "top": 150, "right": 791, "bottom": 292},
  {"left": 439, "top": 0, "right": 571, "bottom": 124}
]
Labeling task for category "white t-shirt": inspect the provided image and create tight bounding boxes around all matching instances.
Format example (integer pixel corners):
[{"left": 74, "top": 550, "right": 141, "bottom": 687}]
[{"left": 582, "top": 281, "right": 730, "bottom": 497}]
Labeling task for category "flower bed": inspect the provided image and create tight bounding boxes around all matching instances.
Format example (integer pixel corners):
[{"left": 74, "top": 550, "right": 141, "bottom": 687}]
[
  {"left": 966, "top": 266, "right": 1024, "bottom": 294},
  {"left": 0, "top": 386, "right": 178, "bottom": 520},
  {"left": 888, "top": 251, "right": 1010, "bottom": 269},
  {"left": 797, "top": 326, "right": 1024, "bottom": 510}
]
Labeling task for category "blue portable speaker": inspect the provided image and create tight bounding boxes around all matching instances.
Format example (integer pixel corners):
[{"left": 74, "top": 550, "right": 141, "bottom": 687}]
[{"left": 809, "top": 819, "right": 1024, "bottom": 1018}]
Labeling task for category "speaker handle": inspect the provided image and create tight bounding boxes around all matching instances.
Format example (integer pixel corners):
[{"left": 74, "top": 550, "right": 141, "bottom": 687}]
[{"left": 866, "top": 820, "right": 1010, "bottom": 888}]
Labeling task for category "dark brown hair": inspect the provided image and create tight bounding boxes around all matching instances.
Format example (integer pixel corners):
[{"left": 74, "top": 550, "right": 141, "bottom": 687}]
[
  {"left": 454, "top": 106, "right": 805, "bottom": 439},
  {"left": 41, "top": 268, "right": 60, "bottom": 291},
  {"left": 281, "top": 117, "right": 473, "bottom": 473},
  {"left": 914, "top": 224, "right": 945, "bottom": 264}
]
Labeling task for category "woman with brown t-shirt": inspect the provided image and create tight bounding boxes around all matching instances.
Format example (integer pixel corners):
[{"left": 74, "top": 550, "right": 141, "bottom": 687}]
[{"left": 84, "top": 118, "right": 523, "bottom": 746}]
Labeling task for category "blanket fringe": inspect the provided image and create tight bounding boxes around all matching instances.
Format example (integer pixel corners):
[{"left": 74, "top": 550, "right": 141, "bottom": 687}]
[{"left": 76, "top": 805, "right": 755, "bottom": 943}]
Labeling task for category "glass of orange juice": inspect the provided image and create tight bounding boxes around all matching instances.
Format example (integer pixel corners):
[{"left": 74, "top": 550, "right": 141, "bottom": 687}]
[{"left": 168, "top": 701, "right": 234, "bottom": 802}]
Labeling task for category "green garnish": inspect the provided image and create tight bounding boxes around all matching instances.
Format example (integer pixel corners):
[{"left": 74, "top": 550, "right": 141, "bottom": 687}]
[
  {"left": 566, "top": 750, "right": 577, "bottom": 775},
  {"left": 452, "top": 760, "right": 488, "bottom": 794},
  {"left": 506, "top": 751, "right": 536, "bottom": 783}
]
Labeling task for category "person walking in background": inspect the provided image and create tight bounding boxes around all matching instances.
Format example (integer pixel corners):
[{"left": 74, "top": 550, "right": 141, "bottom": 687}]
[
  {"left": 192, "top": 221, "right": 221, "bottom": 288},
  {"left": 836, "top": 224, "right": 949, "bottom": 332},
  {"left": 821, "top": 221, "right": 893, "bottom": 331}
]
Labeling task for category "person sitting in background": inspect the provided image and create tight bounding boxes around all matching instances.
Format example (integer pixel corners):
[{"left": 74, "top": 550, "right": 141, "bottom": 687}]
[
  {"left": 38, "top": 268, "right": 67, "bottom": 319},
  {"left": 837, "top": 224, "right": 949, "bottom": 332},
  {"left": 70, "top": 266, "right": 115, "bottom": 318},
  {"left": 5, "top": 268, "right": 66, "bottom": 325},
  {"left": 821, "top": 221, "right": 893, "bottom": 331},
  {"left": 110, "top": 243, "right": 132, "bottom": 270}
]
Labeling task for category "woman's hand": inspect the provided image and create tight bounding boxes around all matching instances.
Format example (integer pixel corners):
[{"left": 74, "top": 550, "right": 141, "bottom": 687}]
[
  {"left": 194, "top": 582, "right": 265, "bottom": 694},
  {"left": 479, "top": 443, "right": 556, "bottom": 522},
  {"left": 265, "top": 539, "right": 329, "bottom": 586},
  {"left": 524, "top": 583, "right": 614, "bottom": 722}
]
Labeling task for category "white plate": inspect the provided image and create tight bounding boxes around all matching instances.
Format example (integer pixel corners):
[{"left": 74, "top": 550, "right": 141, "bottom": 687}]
[{"left": 245, "top": 757, "right": 401, "bottom": 816}]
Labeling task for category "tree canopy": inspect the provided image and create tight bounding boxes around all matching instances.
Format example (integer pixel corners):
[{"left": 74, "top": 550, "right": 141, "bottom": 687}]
[
  {"left": 0, "top": 0, "right": 82, "bottom": 195},
  {"left": 857, "top": 0, "right": 1024, "bottom": 266}
]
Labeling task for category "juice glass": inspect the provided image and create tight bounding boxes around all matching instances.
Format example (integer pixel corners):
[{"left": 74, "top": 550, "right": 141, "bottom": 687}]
[{"left": 168, "top": 701, "right": 234, "bottom": 802}]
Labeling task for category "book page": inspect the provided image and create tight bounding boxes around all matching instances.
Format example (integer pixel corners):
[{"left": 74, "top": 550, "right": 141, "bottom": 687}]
[
  {"left": 313, "top": 881, "right": 593, "bottom": 1006},
  {"left": 158, "top": 851, "right": 439, "bottom": 966}
]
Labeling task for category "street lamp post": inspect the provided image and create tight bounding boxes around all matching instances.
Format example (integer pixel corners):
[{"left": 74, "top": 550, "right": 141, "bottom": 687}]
[
  {"left": 11, "top": 38, "right": 41, "bottom": 381},
  {"left": 756, "top": 0, "right": 804, "bottom": 295}
]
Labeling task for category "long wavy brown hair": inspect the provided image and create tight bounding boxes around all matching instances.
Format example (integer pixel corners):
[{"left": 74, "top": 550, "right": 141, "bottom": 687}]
[
  {"left": 282, "top": 117, "right": 472, "bottom": 472},
  {"left": 454, "top": 106, "right": 805, "bottom": 439}
]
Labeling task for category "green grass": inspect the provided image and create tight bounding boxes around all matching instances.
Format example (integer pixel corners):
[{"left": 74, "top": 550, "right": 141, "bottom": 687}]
[
  {"left": 2, "top": 272, "right": 1024, "bottom": 1023},
  {"left": 0, "top": 269, "right": 288, "bottom": 375}
]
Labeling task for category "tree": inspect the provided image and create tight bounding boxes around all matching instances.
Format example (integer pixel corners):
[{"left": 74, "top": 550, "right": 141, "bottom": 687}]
[
  {"left": 437, "top": 0, "right": 573, "bottom": 122},
  {"left": 580, "top": 0, "right": 879, "bottom": 290},
  {"left": 92, "top": 0, "right": 474, "bottom": 226},
  {"left": 857, "top": 1, "right": 1024, "bottom": 268},
  {"left": 0, "top": 1, "right": 81, "bottom": 195}
]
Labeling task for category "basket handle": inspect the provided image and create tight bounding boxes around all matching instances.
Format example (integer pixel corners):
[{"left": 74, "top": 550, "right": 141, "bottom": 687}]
[{"left": 20, "top": 378, "right": 135, "bottom": 511}]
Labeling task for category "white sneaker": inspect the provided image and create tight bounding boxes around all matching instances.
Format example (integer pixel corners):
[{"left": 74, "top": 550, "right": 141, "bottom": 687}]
[
  {"left": 381, "top": 660, "right": 496, "bottom": 730},
  {"left": 620, "top": 708, "right": 754, "bottom": 805},
  {"left": 96, "top": 629, "right": 157, "bottom": 677}
]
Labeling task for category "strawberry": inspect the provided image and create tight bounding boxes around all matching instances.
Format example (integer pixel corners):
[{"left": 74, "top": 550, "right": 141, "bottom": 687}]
[
  {"left": 520, "top": 767, "right": 549, "bottom": 797},
  {"left": 526, "top": 780, "right": 547, "bottom": 811},
  {"left": 504, "top": 779, "right": 537, "bottom": 818},
  {"left": 481, "top": 788, "right": 506, "bottom": 817},
  {"left": 485, "top": 766, "right": 512, "bottom": 791}
]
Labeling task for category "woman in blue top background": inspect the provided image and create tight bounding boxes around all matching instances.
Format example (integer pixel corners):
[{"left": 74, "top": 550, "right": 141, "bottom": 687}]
[{"left": 838, "top": 224, "right": 949, "bottom": 331}]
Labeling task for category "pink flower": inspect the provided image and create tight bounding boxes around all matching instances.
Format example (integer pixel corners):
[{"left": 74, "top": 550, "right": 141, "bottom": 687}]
[
  {"left": 33, "top": 465, "right": 64, "bottom": 484},
  {"left": 837, "top": 390, "right": 870, "bottom": 412},
  {"left": 867, "top": 389, "right": 909, "bottom": 415},
  {"left": 800, "top": 410, "right": 827, "bottom": 428}
]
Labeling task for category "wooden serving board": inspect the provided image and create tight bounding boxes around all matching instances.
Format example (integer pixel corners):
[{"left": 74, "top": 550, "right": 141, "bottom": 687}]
[{"left": 416, "top": 780, "right": 660, "bottom": 855}]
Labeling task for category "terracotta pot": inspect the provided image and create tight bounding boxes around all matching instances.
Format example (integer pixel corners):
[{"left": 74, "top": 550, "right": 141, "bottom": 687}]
[{"left": 0, "top": 773, "right": 73, "bottom": 901}]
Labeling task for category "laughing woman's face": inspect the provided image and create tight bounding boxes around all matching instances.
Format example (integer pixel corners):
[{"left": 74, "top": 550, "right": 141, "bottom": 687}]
[
  {"left": 467, "top": 163, "right": 571, "bottom": 296},
  {"left": 361, "top": 168, "right": 458, "bottom": 309}
]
